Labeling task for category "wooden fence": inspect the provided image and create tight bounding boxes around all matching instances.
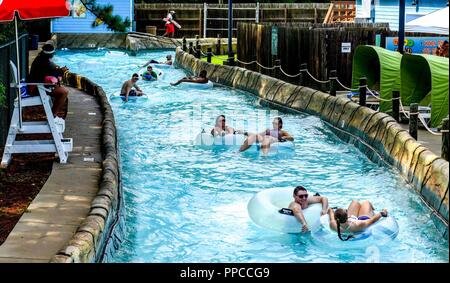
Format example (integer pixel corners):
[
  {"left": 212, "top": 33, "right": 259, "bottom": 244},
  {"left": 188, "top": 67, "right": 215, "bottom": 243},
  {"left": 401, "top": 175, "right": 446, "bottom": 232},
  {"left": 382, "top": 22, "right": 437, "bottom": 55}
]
[
  {"left": 134, "top": 3, "right": 331, "bottom": 38},
  {"left": 0, "top": 34, "right": 28, "bottom": 146},
  {"left": 237, "top": 22, "right": 392, "bottom": 90}
]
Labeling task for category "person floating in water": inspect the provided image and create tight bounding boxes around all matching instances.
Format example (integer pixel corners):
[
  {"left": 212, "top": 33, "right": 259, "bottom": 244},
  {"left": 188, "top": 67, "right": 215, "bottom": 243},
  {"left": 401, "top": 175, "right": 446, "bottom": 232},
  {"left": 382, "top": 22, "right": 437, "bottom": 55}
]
[
  {"left": 287, "top": 186, "right": 329, "bottom": 233},
  {"left": 210, "top": 115, "right": 247, "bottom": 137},
  {"left": 239, "top": 117, "right": 294, "bottom": 154},
  {"left": 141, "top": 66, "right": 159, "bottom": 81},
  {"left": 120, "top": 73, "right": 144, "bottom": 102},
  {"left": 327, "top": 200, "right": 388, "bottom": 241},
  {"left": 170, "top": 70, "right": 208, "bottom": 86},
  {"left": 141, "top": 55, "right": 173, "bottom": 68}
]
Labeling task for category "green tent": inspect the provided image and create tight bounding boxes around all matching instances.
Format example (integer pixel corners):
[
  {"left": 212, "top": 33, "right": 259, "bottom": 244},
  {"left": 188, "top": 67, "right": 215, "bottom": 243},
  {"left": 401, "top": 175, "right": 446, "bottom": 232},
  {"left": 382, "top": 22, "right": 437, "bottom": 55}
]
[
  {"left": 400, "top": 54, "right": 449, "bottom": 128},
  {"left": 351, "top": 45, "right": 403, "bottom": 113}
]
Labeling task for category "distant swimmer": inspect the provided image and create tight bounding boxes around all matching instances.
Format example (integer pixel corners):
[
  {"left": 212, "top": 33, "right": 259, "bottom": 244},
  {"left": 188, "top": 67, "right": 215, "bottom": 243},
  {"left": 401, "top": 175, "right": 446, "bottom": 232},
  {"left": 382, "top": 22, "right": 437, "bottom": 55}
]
[
  {"left": 141, "top": 54, "right": 173, "bottom": 67},
  {"left": 170, "top": 70, "right": 208, "bottom": 86}
]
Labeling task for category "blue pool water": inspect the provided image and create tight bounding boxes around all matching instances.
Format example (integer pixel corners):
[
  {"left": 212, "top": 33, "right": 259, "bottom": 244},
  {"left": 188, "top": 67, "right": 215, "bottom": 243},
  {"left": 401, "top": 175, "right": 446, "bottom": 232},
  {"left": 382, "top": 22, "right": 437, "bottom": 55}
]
[{"left": 55, "top": 49, "right": 448, "bottom": 263}]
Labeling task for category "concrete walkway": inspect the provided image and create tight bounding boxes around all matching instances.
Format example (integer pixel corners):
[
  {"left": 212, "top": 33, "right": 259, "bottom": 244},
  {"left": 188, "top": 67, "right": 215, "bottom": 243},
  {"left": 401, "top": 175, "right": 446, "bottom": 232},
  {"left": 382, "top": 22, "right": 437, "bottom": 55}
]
[{"left": 0, "top": 87, "right": 102, "bottom": 262}]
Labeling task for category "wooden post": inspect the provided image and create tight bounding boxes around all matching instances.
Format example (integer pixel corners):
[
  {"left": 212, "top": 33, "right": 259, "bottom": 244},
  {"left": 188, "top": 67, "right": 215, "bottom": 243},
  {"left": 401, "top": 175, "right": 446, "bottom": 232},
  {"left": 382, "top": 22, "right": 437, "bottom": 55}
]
[
  {"left": 195, "top": 35, "right": 201, "bottom": 58},
  {"left": 274, "top": 59, "right": 281, "bottom": 79},
  {"left": 392, "top": 90, "right": 400, "bottom": 122},
  {"left": 227, "top": 51, "right": 235, "bottom": 66},
  {"left": 207, "top": 47, "right": 212, "bottom": 63},
  {"left": 329, "top": 70, "right": 337, "bottom": 97},
  {"left": 189, "top": 42, "right": 194, "bottom": 55},
  {"left": 299, "top": 63, "right": 307, "bottom": 86},
  {"left": 409, "top": 103, "right": 418, "bottom": 140},
  {"left": 216, "top": 34, "right": 221, "bottom": 55},
  {"left": 359, "top": 77, "right": 367, "bottom": 107},
  {"left": 442, "top": 118, "right": 449, "bottom": 161},
  {"left": 182, "top": 37, "right": 187, "bottom": 52}
]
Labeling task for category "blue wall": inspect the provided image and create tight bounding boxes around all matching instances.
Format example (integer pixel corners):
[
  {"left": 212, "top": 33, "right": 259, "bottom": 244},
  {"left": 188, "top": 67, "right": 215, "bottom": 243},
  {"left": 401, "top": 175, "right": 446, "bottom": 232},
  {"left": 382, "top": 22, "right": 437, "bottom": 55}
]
[
  {"left": 356, "top": 0, "right": 448, "bottom": 31},
  {"left": 52, "top": 0, "right": 133, "bottom": 33}
]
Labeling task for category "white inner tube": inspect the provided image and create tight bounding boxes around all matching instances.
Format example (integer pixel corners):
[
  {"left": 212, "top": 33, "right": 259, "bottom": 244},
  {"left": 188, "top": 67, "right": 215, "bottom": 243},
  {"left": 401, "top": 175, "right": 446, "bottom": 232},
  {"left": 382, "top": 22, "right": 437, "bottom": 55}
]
[
  {"left": 150, "top": 63, "right": 173, "bottom": 69},
  {"left": 139, "top": 68, "right": 164, "bottom": 81},
  {"left": 109, "top": 91, "right": 149, "bottom": 101},
  {"left": 107, "top": 51, "right": 128, "bottom": 57},
  {"left": 247, "top": 187, "right": 323, "bottom": 234},
  {"left": 177, "top": 80, "right": 214, "bottom": 89},
  {"left": 194, "top": 133, "right": 246, "bottom": 147},
  {"left": 312, "top": 214, "right": 399, "bottom": 248}
]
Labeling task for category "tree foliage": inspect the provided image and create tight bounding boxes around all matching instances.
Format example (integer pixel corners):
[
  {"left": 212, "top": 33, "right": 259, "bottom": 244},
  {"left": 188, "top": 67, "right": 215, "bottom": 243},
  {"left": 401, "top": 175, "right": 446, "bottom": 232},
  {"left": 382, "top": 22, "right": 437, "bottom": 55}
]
[
  {"left": 80, "top": 0, "right": 131, "bottom": 32},
  {"left": 0, "top": 80, "right": 6, "bottom": 108}
]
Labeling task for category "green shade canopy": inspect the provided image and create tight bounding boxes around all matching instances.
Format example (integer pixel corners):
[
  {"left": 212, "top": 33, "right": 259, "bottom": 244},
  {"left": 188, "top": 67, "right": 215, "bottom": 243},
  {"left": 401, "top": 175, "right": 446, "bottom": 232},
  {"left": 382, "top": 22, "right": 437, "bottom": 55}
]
[
  {"left": 401, "top": 54, "right": 449, "bottom": 128},
  {"left": 351, "top": 45, "right": 403, "bottom": 113}
]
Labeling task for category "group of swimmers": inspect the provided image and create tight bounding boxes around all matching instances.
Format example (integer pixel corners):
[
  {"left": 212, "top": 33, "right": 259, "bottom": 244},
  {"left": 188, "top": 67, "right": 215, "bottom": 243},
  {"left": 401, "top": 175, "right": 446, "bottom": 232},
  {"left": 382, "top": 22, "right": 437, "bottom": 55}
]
[
  {"left": 211, "top": 115, "right": 293, "bottom": 154},
  {"left": 288, "top": 186, "right": 388, "bottom": 239},
  {"left": 120, "top": 54, "right": 210, "bottom": 101}
]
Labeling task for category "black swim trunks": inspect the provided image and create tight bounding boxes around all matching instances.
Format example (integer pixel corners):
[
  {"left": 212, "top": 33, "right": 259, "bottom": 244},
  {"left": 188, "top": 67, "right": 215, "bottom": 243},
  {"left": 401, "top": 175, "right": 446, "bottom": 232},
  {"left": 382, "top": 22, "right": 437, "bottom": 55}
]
[{"left": 121, "top": 90, "right": 137, "bottom": 96}]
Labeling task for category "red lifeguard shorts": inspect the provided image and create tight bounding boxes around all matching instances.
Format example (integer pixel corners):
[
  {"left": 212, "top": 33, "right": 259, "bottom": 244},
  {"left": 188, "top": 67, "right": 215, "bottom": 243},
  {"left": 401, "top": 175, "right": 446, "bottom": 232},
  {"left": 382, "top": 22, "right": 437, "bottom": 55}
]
[{"left": 165, "top": 23, "right": 175, "bottom": 34}]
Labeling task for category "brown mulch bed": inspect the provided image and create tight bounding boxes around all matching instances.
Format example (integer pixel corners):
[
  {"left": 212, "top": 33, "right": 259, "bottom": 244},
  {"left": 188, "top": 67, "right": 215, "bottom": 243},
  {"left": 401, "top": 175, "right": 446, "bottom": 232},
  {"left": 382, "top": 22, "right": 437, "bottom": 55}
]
[{"left": 0, "top": 103, "right": 67, "bottom": 245}]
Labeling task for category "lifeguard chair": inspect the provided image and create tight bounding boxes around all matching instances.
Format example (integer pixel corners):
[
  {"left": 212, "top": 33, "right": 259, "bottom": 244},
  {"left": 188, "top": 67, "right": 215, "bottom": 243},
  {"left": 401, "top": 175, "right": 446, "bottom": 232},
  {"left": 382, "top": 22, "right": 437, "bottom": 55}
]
[{"left": 0, "top": 61, "right": 73, "bottom": 168}]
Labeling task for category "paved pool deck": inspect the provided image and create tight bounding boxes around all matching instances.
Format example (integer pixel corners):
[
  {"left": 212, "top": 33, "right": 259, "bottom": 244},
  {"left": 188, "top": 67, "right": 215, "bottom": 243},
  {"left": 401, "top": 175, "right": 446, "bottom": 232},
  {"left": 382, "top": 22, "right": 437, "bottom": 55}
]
[{"left": 0, "top": 87, "right": 103, "bottom": 262}]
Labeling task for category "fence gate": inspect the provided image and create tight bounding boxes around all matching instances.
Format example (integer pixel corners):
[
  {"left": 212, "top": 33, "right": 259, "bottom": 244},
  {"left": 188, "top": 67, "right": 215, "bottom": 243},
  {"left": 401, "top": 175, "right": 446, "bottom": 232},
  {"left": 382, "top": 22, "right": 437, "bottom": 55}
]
[{"left": 203, "top": 3, "right": 259, "bottom": 38}]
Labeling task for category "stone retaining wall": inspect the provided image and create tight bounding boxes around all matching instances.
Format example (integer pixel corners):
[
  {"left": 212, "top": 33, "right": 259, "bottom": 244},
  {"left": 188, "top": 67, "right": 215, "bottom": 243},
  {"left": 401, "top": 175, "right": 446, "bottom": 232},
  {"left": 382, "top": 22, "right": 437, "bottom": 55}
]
[
  {"left": 50, "top": 73, "right": 123, "bottom": 262},
  {"left": 175, "top": 47, "right": 449, "bottom": 239},
  {"left": 53, "top": 33, "right": 236, "bottom": 54}
]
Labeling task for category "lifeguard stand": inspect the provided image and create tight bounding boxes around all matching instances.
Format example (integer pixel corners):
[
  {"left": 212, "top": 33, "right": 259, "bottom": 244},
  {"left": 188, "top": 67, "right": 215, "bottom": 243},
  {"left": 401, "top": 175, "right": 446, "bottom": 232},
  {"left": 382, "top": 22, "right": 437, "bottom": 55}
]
[{"left": 0, "top": 61, "right": 73, "bottom": 168}]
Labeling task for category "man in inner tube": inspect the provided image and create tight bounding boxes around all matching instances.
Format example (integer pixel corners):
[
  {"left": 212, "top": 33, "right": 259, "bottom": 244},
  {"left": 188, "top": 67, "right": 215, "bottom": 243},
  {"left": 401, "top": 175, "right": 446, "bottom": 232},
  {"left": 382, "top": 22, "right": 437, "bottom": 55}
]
[{"left": 288, "top": 186, "right": 329, "bottom": 233}]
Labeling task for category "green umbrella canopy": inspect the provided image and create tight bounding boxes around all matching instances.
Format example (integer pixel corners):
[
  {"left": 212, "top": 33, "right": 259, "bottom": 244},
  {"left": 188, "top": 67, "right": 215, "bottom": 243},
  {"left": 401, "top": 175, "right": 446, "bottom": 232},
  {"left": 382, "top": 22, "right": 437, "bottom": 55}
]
[
  {"left": 401, "top": 54, "right": 449, "bottom": 128},
  {"left": 351, "top": 45, "right": 402, "bottom": 113}
]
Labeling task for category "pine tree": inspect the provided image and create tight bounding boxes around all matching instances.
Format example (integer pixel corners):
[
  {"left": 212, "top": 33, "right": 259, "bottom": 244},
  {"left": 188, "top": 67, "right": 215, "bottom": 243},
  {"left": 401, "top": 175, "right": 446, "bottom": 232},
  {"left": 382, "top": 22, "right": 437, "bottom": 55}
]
[{"left": 80, "top": 0, "right": 131, "bottom": 32}]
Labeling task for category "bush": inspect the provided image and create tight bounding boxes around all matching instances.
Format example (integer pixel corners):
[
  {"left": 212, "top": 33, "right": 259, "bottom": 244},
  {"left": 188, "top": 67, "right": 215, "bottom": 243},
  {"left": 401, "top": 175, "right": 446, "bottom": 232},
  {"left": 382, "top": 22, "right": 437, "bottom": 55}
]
[{"left": 0, "top": 81, "right": 6, "bottom": 108}]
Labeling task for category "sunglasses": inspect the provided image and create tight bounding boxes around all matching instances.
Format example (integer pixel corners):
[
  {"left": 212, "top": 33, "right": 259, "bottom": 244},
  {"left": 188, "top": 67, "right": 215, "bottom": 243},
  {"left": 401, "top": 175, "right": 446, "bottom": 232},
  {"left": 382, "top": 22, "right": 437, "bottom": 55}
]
[
  {"left": 296, "top": 194, "right": 308, "bottom": 199},
  {"left": 133, "top": 77, "right": 139, "bottom": 80}
]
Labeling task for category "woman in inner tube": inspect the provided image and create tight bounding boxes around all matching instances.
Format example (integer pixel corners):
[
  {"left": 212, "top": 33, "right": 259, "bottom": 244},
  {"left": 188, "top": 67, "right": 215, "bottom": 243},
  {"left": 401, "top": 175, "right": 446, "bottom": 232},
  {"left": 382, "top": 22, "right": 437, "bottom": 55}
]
[
  {"left": 210, "top": 115, "right": 247, "bottom": 137},
  {"left": 327, "top": 200, "right": 388, "bottom": 241},
  {"left": 239, "top": 117, "right": 293, "bottom": 154}
]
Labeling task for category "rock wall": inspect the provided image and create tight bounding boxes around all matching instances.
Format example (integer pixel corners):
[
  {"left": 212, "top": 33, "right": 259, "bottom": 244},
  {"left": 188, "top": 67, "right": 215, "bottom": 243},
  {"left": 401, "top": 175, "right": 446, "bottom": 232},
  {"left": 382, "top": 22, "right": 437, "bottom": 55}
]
[
  {"left": 175, "top": 47, "right": 449, "bottom": 239},
  {"left": 50, "top": 73, "right": 124, "bottom": 262}
]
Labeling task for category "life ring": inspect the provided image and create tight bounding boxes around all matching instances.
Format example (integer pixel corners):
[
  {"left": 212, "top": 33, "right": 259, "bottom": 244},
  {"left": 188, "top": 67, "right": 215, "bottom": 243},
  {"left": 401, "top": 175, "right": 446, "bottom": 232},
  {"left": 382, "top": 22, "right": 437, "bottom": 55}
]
[
  {"left": 312, "top": 214, "right": 399, "bottom": 248},
  {"left": 243, "top": 140, "right": 295, "bottom": 154},
  {"left": 109, "top": 92, "right": 149, "bottom": 102},
  {"left": 194, "top": 133, "right": 247, "bottom": 148},
  {"left": 176, "top": 80, "right": 214, "bottom": 89},
  {"left": 247, "top": 187, "right": 323, "bottom": 234},
  {"left": 150, "top": 63, "right": 173, "bottom": 69},
  {"left": 139, "top": 67, "right": 164, "bottom": 81}
]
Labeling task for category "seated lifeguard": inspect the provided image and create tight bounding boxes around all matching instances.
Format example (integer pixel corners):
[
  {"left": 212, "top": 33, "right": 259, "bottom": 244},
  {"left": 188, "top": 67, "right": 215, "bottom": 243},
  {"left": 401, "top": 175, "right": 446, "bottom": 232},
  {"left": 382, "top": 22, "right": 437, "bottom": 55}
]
[
  {"left": 28, "top": 41, "right": 69, "bottom": 119},
  {"left": 170, "top": 70, "right": 208, "bottom": 86},
  {"left": 120, "top": 73, "right": 144, "bottom": 102}
]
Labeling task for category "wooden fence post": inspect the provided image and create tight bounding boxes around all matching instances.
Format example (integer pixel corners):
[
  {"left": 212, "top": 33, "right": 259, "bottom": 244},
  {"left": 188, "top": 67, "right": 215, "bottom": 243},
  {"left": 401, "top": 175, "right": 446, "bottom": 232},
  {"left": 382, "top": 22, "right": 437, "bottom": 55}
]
[
  {"left": 329, "top": 70, "right": 337, "bottom": 97},
  {"left": 392, "top": 90, "right": 400, "bottom": 122},
  {"left": 409, "top": 103, "right": 418, "bottom": 140},
  {"left": 195, "top": 35, "right": 201, "bottom": 58},
  {"left": 207, "top": 47, "right": 212, "bottom": 63},
  {"left": 442, "top": 118, "right": 449, "bottom": 161},
  {"left": 216, "top": 34, "right": 221, "bottom": 55},
  {"left": 299, "top": 63, "right": 307, "bottom": 87},
  {"left": 359, "top": 77, "right": 367, "bottom": 107},
  {"left": 189, "top": 42, "right": 194, "bottom": 55},
  {"left": 182, "top": 37, "right": 187, "bottom": 52},
  {"left": 274, "top": 59, "right": 281, "bottom": 79}
]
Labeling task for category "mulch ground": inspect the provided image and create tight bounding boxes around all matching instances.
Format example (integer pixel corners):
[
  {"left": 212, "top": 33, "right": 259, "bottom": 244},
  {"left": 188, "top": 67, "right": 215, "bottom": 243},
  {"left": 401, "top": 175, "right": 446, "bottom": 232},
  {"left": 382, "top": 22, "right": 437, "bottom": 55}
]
[{"left": 0, "top": 102, "right": 67, "bottom": 245}]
